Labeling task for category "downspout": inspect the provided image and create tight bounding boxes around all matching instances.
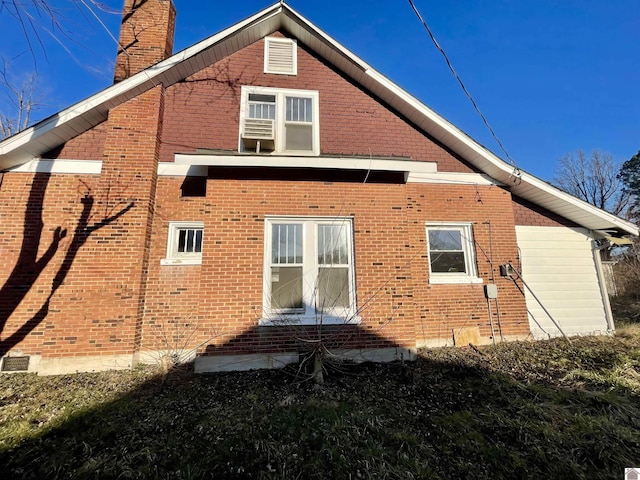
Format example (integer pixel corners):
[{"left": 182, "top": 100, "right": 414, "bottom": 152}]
[{"left": 591, "top": 235, "right": 615, "bottom": 333}]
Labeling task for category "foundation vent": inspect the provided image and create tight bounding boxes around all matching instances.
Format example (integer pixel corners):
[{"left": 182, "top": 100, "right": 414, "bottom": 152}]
[{"left": 2, "top": 356, "right": 30, "bottom": 372}]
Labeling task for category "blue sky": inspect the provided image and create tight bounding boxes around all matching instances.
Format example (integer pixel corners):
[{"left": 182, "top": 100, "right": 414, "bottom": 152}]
[{"left": 0, "top": 0, "right": 637, "bottom": 181}]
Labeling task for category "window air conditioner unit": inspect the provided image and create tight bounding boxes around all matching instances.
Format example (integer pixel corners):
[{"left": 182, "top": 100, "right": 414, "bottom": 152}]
[
  {"left": 243, "top": 118, "right": 274, "bottom": 140},
  {"left": 242, "top": 118, "right": 275, "bottom": 153}
]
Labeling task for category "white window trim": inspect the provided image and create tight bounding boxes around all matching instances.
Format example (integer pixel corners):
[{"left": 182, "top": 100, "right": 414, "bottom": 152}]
[
  {"left": 260, "top": 216, "right": 359, "bottom": 326},
  {"left": 425, "top": 222, "right": 482, "bottom": 284},
  {"left": 161, "top": 221, "right": 204, "bottom": 266},
  {"left": 238, "top": 85, "right": 320, "bottom": 156},
  {"left": 264, "top": 37, "right": 297, "bottom": 75}
]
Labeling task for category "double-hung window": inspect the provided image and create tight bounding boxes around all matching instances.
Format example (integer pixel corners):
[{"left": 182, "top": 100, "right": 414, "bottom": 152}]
[
  {"left": 161, "top": 221, "right": 204, "bottom": 265},
  {"left": 239, "top": 86, "right": 319, "bottom": 155},
  {"left": 425, "top": 223, "right": 481, "bottom": 284},
  {"left": 263, "top": 217, "right": 356, "bottom": 324}
]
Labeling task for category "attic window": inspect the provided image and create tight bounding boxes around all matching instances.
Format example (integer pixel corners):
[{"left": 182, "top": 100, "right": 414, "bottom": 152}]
[
  {"left": 264, "top": 37, "right": 297, "bottom": 75},
  {"left": 239, "top": 86, "right": 319, "bottom": 155}
]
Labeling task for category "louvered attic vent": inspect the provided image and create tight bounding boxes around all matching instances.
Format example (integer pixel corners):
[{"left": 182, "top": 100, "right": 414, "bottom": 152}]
[{"left": 264, "top": 37, "right": 297, "bottom": 75}]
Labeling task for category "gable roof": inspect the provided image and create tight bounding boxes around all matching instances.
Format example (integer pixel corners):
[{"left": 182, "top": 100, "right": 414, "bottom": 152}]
[{"left": 0, "top": 2, "right": 636, "bottom": 236}]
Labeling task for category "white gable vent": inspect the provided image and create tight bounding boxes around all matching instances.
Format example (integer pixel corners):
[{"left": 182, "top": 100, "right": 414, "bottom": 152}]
[{"left": 264, "top": 37, "right": 297, "bottom": 75}]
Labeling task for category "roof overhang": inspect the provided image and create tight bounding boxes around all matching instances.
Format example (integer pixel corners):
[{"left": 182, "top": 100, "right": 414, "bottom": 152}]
[{"left": 1, "top": 2, "right": 636, "bottom": 237}]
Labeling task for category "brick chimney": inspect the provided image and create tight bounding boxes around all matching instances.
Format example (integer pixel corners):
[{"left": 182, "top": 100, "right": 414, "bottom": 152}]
[{"left": 114, "top": 0, "right": 177, "bottom": 82}]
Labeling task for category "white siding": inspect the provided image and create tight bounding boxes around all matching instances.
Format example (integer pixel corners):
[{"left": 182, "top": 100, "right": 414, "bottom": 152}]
[{"left": 515, "top": 226, "right": 610, "bottom": 339}]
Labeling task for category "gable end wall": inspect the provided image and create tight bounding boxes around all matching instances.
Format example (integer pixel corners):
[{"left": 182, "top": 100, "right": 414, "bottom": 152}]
[{"left": 160, "top": 32, "right": 477, "bottom": 173}]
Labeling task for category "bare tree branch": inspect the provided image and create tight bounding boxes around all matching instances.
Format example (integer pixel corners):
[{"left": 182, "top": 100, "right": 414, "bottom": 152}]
[
  {"left": 553, "top": 149, "right": 632, "bottom": 218},
  {"left": 0, "top": 59, "right": 42, "bottom": 139},
  {"left": 0, "top": 0, "right": 118, "bottom": 67}
]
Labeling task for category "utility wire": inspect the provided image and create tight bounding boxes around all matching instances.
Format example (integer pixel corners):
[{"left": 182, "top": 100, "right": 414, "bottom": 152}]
[
  {"left": 407, "top": 0, "right": 520, "bottom": 174},
  {"left": 80, "top": 0, "right": 159, "bottom": 89},
  {"left": 79, "top": 0, "right": 121, "bottom": 52}
]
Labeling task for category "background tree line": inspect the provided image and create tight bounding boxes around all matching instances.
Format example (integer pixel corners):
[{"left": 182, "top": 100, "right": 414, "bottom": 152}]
[
  {"left": 554, "top": 149, "right": 640, "bottom": 300},
  {"left": 553, "top": 149, "right": 640, "bottom": 222}
]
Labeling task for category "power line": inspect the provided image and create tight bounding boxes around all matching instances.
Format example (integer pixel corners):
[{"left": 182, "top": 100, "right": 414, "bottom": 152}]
[
  {"left": 407, "top": 0, "right": 520, "bottom": 173},
  {"left": 80, "top": 0, "right": 159, "bottom": 89}
]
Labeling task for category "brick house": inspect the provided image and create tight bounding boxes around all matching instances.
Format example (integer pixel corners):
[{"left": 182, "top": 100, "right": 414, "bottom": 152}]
[{"left": 0, "top": 1, "right": 636, "bottom": 375}]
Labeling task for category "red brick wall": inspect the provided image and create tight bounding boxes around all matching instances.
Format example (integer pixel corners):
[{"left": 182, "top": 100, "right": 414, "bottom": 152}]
[
  {"left": 46, "top": 121, "right": 107, "bottom": 160},
  {"left": 0, "top": 86, "right": 165, "bottom": 360},
  {"left": 512, "top": 195, "right": 578, "bottom": 228},
  {"left": 0, "top": 172, "right": 105, "bottom": 357},
  {"left": 1, "top": 30, "right": 539, "bottom": 365},
  {"left": 46, "top": 33, "right": 473, "bottom": 173},
  {"left": 140, "top": 177, "right": 530, "bottom": 357},
  {"left": 141, "top": 177, "right": 207, "bottom": 354},
  {"left": 407, "top": 185, "right": 530, "bottom": 343},
  {"left": 142, "top": 177, "right": 417, "bottom": 355}
]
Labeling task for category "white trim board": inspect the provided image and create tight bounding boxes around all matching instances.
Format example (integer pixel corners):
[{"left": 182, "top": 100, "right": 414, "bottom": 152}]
[
  {"left": 6, "top": 159, "right": 501, "bottom": 187},
  {"left": 175, "top": 153, "right": 437, "bottom": 174},
  {"left": 408, "top": 171, "right": 501, "bottom": 186},
  {"left": 158, "top": 164, "right": 208, "bottom": 176},
  {"left": 11, "top": 160, "right": 206, "bottom": 177},
  {"left": 9, "top": 159, "right": 102, "bottom": 175}
]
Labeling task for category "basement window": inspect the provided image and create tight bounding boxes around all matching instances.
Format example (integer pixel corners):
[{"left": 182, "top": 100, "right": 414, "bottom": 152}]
[
  {"left": 161, "top": 221, "right": 204, "bottom": 265},
  {"left": 425, "top": 223, "right": 482, "bottom": 284},
  {"left": 264, "top": 37, "right": 297, "bottom": 75},
  {"left": 1, "top": 356, "right": 30, "bottom": 372}
]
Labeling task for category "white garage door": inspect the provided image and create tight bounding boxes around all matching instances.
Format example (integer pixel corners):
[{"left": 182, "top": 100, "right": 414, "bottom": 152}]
[{"left": 515, "top": 226, "right": 611, "bottom": 339}]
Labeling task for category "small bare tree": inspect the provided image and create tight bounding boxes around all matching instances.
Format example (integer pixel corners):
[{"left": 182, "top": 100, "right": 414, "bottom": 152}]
[
  {"left": 0, "top": 63, "right": 41, "bottom": 139},
  {"left": 614, "top": 239, "right": 640, "bottom": 300},
  {"left": 553, "top": 149, "right": 631, "bottom": 218}
]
